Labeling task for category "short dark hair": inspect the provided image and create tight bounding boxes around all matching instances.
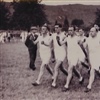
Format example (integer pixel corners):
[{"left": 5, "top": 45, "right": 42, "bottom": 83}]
[
  {"left": 30, "top": 26, "right": 37, "bottom": 30},
  {"left": 55, "top": 23, "right": 62, "bottom": 28},
  {"left": 42, "top": 24, "right": 50, "bottom": 31}
]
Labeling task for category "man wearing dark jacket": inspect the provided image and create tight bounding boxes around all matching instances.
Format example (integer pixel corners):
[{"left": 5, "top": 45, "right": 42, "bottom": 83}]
[{"left": 25, "top": 26, "right": 38, "bottom": 71}]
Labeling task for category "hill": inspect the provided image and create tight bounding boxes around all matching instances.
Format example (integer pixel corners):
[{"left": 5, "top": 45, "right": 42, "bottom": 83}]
[
  {"left": 44, "top": 4, "right": 100, "bottom": 27},
  {"left": 5, "top": 2, "right": 100, "bottom": 27}
]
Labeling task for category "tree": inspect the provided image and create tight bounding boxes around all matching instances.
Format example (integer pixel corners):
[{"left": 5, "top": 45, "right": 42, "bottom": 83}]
[
  {"left": 71, "top": 19, "right": 84, "bottom": 27},
  {"left": 94, "top": 9, "right": 100, "bottom": 27},
  {"left": 11, "top": 0, "right": 48, "bottom": 30},
  {"left": 0, "top": 1, "right": 9, "bottom": 29},
  {"left": 55, "top": 20, "right": 58, "bottom": 25},
  {"left": 62, "top": 16, "right": 69, "bottom": 32}
]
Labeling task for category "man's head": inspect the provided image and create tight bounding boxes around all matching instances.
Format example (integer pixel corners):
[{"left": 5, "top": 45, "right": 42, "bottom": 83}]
[
  {"left": 68, "top": 27, "right": 75, "bottom": 36},
  {"left": 30, "top": 26, "right": 38, "bottom": 33},
  {"left": 41, "top": 26, "right": 47, "bottom": 34},
  {"left": 54, "top": 23, "right": 62, "bottom": 33},
  {"left": 41, "top": 24, "right": 50, "bottom": 34},
  {"left": 79, "top": 29, "right": 84, "bottom": 36},
  {"left": 75, "top": 26, "right": 79, "bottom": 32},
  {"left": 94, "top": 24, "right": 99, "bottom": 31},
  {"left": 90, "top": 27, "right": 97, "bottom": 37}
]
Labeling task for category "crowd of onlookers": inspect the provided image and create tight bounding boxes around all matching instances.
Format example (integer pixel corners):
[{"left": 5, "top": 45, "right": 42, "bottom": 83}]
[{"left": 0, "top": 30, "right": 28, "bottom": 43}]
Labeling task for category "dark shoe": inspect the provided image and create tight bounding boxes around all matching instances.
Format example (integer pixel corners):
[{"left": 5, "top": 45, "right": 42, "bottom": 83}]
[
  {"left": 95, "top": 68, "right": 100, "bottom": 77},
  {"left": 31, "top": 67, "right": 36, "bottom": 71},
  {"left": 88, "top": 69, "right": 90, "bottom": 74},
  {"left": 84, "top": 88, "right": 91, "bottom": 93},
  {"left": 30, "top": 64, "right": 36, "bottom": 71},
  {"left": 97, "top": 72, "right": 100, "bottom": 77},
  {"left": 79, "top": 77, "right": 84, "bottom": 85},
  {"left": 32, "top": 82, "right": 39, "bottom": 86},
  {"left": 62, "top": 87, "right": 69, "bottom": 92},
  {"left": 96, "top": 70, "right": 100, "bottom": 77}
]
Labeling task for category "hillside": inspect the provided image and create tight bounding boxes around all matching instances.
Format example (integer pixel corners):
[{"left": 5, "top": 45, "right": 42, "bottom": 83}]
[
  {"left": 44, "top": 4, "right": 100, "bottom": 26},
  {"left": 5, "top": 2, "right": 100, "bottom": 27}
]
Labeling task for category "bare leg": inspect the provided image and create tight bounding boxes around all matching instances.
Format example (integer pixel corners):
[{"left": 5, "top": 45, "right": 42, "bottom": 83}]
[
  {"left": 78, "top": 62, "right": 84, "bottom": 83},
  {"left": 36, "top": 63, "right": 45, "bottom": 84},
  {"left": 64, "top": 65, "right": 73, "bottom": 89},
  {"left": 45, "top": 64, "right": 53, "bottom": 76},
  {"left": 73, "top": 65, "right": 83, "bottom": 83},
  {"left": 84, "top": 68, "right": 95, "bottom": 92},
  {"left": 59, "top": 63, "right": 68, "bottom": 76},
  {"left": 52, "top": 61, "right": 61, "bottom": 87},
  {"left": 73, "top": 67, "right": 80, "bottom": 78},
  {"left": 87, "top": 68, "right": 95, "bottom": 89}
]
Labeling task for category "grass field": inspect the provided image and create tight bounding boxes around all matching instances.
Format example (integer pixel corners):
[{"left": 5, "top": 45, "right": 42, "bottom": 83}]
[{"left": 0, "top": 41, "right": 100, "bottom": 100}]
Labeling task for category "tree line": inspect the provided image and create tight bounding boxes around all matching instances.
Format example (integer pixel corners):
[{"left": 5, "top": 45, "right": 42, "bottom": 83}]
[{"left": 0, "top": 0, "right": 100, "bottom": 31}]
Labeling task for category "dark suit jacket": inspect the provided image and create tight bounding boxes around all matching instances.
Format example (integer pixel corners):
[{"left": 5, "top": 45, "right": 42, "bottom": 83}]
[{"left": 25, "top": 33, "right": 38, "bottom": 50}]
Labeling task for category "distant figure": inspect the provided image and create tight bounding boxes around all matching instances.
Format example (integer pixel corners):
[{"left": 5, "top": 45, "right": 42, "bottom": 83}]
[
  {"left": 20, "top": 30, "right": 28, "bottom": 42},
  {"left": 0, "top": 31, "right": 6, "bottom": 43},
  {"left": 7, "top": 31, "right": 11, "bottom": 42},
  {"left": 25, "top": 26, "right": 38, "bottom": 71},
  {"left": 75, "top": 26, "right": 79, "bottom": 36},
  {"left": 94, "top": 24, "right": 100, "bottom": 38},
  {"left": 94, "top": 24, "right": 99, "bottom": 32},
  {"left": 0, "top": 31, "right": 3, "bottom": 43}
]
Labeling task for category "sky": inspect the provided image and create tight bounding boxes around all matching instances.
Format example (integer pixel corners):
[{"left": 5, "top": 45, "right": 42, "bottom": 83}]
[
  {"left": 41, "top": 0, "right": 100, "bottom": 5},
  {"left": 3, "top": 0, "right": 100, "bottom": 5}
]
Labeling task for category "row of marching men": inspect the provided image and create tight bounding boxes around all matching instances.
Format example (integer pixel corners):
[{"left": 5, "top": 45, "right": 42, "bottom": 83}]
[{"left": 25, "top": 23, "right": 100, "bottom": 93}]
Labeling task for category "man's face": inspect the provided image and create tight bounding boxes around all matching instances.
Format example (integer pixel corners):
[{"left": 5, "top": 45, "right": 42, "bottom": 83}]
[
  {"left": 94, "top": 24, "right": 99, "bottom": 31},
  {"left": 68, "top": 27, "right": 74, "bottom": 36},
  {"left": 31, "top": 27, "right": 37, "bottom": 33},
  {"left": 55, "top": 25, "right": 61, "bottom": 33},
  {"left": 41, "top": 26, "right": 47, "bottom": 34},
  {"left": 79, "top": 29, "right": 84, "bottom": 36},
  {"left": 90, "top": 28, "right": 97, "bottom": 37}
]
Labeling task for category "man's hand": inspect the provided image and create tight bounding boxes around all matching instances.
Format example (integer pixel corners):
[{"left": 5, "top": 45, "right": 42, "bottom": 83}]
[
  {"left": 41, "top": 41, "right": 44, "bottom": 44},
  {"left": 34, "top": 35, "right": 38, "bottom": 41},
  {"left": 30, "top": 36, "right": 34, "bottom": 41}
]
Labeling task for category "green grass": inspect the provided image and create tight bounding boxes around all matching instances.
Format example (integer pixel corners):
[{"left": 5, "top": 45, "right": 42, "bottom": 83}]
[{"left": 0, "top": 41, "right": 100, "bottom": 100}]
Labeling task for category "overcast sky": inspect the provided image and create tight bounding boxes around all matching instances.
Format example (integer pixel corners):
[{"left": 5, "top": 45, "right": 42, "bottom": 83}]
[
  {"left": 41, "top": 0, "right": 100, "bottom": 5},
  {"left": 3, "top": 0, "right": 100, "bottom": 5}
]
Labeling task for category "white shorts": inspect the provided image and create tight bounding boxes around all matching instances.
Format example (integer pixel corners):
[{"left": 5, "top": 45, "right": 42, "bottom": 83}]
[
  {"left": 89, "top": 52, "right": 100, "bottom": 71},
  {"left": 40, "top": 50, "right": 51, "bottom": 64},
  {"left": 68, "top": 51, "right": 85, "bottom": 66},
  {"left": 54, "top": 49, "right": 66, "bottom": 62}
]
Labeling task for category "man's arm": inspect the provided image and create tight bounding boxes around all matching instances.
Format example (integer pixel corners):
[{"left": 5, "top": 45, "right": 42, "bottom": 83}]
[
  {"left": 56, "top": 36, "right": 67, "bottom": 46},
  {"left": 33, "top": 36, "right": 39, "bottom": 44},
  {"left": 85, "top": 44, "right": 91, "bottom": 70},
  {"left": 51, "top": 40, "right": 55, "bottom": 63},
  {"left": 25, "top": 35, "right": 31, "bottom": 47},
  {"left": 41, "top": 41, "right": 49, "bottom": 46},
  {"left": 41, "top": 36, "right": 52, "bottom": 47}
]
